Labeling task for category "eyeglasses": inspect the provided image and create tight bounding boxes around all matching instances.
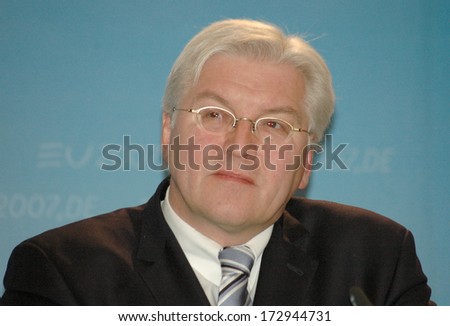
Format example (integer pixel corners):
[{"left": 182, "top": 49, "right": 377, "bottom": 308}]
[{"left": 172, "top": 106, "right": 310, "bottom": 142}]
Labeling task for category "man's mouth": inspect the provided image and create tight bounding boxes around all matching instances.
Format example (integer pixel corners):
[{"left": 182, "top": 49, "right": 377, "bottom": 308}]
[{"left": 212, "top": 171, "right": 255, "bottom": 185}]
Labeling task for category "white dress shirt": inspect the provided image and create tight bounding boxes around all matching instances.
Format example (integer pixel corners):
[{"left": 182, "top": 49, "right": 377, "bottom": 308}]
[{"left": 161, "top": 186, "right": 273, "bottom": 305}]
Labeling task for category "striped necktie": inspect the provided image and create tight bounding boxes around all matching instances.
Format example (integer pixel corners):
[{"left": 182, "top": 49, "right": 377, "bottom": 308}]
[{"left": 218, "top": 245, "right": 255, "bottom": 306}]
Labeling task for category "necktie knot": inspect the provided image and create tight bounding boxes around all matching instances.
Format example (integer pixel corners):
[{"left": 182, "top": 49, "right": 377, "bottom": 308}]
[{"left": 218, "top": 245, "right": 255, "bottom": 306}]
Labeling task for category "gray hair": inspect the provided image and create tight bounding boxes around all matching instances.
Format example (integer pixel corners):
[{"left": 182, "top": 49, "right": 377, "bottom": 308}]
[{"left": 162, "top": 19, "right": 335, "bottom": 142}]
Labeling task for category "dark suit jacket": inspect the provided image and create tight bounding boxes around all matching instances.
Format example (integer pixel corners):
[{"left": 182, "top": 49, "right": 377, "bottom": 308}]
[{"left": 0, "top": 178, "right": 432, "bottom": 305}]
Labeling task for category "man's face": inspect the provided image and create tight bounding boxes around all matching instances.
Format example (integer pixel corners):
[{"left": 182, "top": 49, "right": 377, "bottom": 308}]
[{"left": 162, "top": 54, "right": 311, "bottom": 245}]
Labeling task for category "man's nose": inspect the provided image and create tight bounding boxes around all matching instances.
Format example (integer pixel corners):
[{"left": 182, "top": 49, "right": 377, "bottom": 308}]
[
  {"left": 226, "top": 119, "right": 257, "bottom": 145},
  {"left": 222, "top": 119, "right": 259, "bottom": 162}
]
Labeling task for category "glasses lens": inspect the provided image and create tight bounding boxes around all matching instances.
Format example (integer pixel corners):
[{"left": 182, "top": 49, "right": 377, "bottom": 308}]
[
  {"left": 256, "top": 118, "right": 292, "bottom": 141},
  {"left": 198, "top": 107, "right": 234, "bottom": 133}
]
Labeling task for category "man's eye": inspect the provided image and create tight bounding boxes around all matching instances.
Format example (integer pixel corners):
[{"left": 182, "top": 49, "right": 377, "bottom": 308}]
[
  {"left": 207, "top": 111, "right": 222, "bottom": 119},
  {"left": 265, "top": 120, "right": 281, "bottom": 129}
]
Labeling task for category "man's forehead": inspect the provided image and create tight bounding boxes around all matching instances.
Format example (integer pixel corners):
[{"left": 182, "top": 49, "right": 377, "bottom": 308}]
[{"left": 179, "top": 54, "right": 306, "bottom": 116}]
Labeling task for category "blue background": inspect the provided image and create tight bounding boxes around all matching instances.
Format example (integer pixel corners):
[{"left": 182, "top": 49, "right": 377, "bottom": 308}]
[{"left": 1, "top": 0, "right": 448, "bottom": 304}]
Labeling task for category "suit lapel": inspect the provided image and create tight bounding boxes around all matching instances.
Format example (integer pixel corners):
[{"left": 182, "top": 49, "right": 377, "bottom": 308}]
[
  {"left": 135, "top": 179, "right": 210, "bottom": 306},
  {"left": 253, "top": 211, "right": 318, "bottom": 306}
]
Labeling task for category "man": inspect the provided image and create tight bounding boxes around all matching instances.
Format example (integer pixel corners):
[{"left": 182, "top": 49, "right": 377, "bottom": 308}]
[{"left": 0, "top": 19, "right": 432, "bottom": 305}]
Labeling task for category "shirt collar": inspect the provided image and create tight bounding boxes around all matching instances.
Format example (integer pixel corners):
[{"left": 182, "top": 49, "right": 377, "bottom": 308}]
[{"left": 161, "top": 186, "right": 273, "bottom": 286}]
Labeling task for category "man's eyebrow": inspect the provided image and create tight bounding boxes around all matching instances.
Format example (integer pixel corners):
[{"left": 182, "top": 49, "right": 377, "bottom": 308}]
[
  {"left": 193, "top": 91, "right": 302, "bottom": 119},
  {"left": 262, "top": 107, "right": 304, "bottom": 122},
  {"left": 192, "top": 91, "right": 231, "bottom": 107},
  {"left": 263, "top": 106, "right": 299, "bottom": 116}
]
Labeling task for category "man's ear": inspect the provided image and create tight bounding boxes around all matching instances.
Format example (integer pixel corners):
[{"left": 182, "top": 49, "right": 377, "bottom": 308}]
[
  {"left": 298, "top": 147, "right": 314, "bottom": 190},
  {"left": 161, "top": 112, "right": 172, "bottom": 163}
]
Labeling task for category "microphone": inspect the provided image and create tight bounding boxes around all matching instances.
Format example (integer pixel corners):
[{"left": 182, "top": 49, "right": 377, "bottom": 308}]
[{"left": 349, "top": 286, "right": 373, "bottom": 306}]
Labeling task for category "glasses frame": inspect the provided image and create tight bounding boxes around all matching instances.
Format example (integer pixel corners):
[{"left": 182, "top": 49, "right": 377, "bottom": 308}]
[{"left": 172, "top": 106, "right": 310, "bottom": 140}]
